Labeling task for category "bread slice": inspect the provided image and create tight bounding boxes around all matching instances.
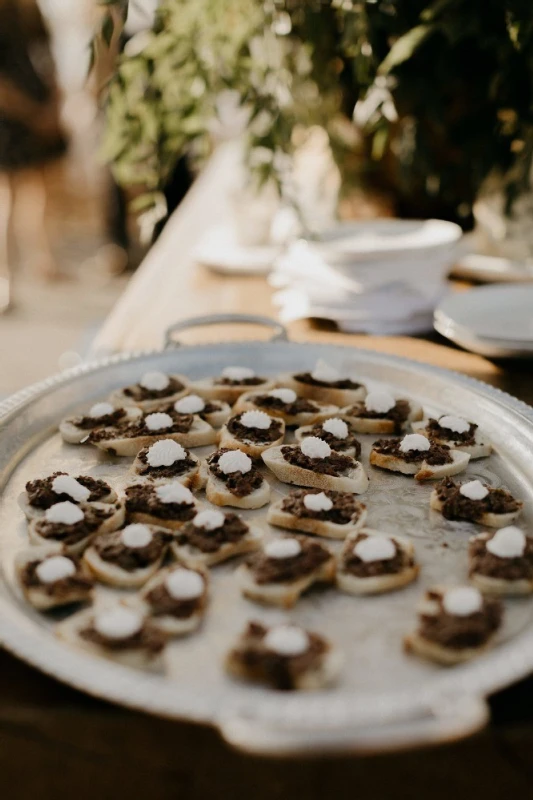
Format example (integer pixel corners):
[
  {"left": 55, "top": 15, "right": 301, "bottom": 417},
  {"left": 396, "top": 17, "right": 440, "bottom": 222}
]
[
  {"left": 218, "top": 417, "right": 286, "bottom": 459},
  {"left": 262, "top": 446, "right": 369, "bottom": 494},
  {"left": 57, "top": 606, "right": 165, "bottom": 671},
  {"left": 403, "top": 631, "right": 495, "bottom": 665},
  {"left": 340, "top": 399, "right": 423, "bottom": 434},
  {"left": 266, "top": 495, "right": 367, "bottom": 539},
  {"left": 370, "top": 447, "right": 470, "bottom": 481},
  {"left": 83, "top": 526, "right": 171, "bottom": 588},
  {"left": 91, "top": 416, "right": 216, "bottom": 457},
  {"left": 140, "top": 565, "right": 209, "bottom": 636},
  {"left": 200, "top": 402, "right": 232, "bottom": 428},
  {"left": 233, "top": 390, "right": 338, "bottom": 427},
  {"left": 470, "top": 571, "right": 533, "bottom": 596},
  {"left": 171, "top": 523, "right": 263, "bottom": 568},
  {"left": 294, "top": 425, "right": 358, "bottom": 458},
  {"left": 429, "top": 488, "right": 522, "bottom": 528},
  {"left": 411, "top": 420, "right": 492, "bottom": 459},
  {"left": 276, "top": 371, "right": 367, "bottom": 407},
  {"left": 110, "top": 374, "right": 190, "bottom": 411},
  {"left": 237, "top": 547, "right": 336, "bottom": 608},
  {"left": 18, "top": 483, "right": 117, "bottom": 522},
  {"left": 202, "top": 467, "right": 271, "bottom": 509},
  {"left": 59, "top": 407, "right": 142, "bottom": 445},
  {"left": 225, "top": 627, "right": 343, "bottom": 690},
  {"left": 15, "top": 546, "right": 94, "bottom": 610},
  {"left": 192, "top": 376, "right": 276, "bottom": 404},
  {"left": 27, "top": 501, "right": 126, "bottom": 556},
  {"left": 125, "top": 504, "right": 201, "bottom": 531},
  {"left": 131, "top": 449, "right": 203, "bottom": 490},
  {"left": 336, "top": 530, "right": 419, "bottom": 595}
]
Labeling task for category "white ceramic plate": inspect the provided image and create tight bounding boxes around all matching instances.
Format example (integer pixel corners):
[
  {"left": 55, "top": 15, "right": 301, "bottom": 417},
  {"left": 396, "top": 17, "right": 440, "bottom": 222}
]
[
  {"left": 434, "top": 284, "right": 533, "bottom": 357},
  {"left": 312, "top": 219, "right": 462, "bottom": 264},
  {"left": 452, "top": 254, "right": 533, "bottom": 284}
]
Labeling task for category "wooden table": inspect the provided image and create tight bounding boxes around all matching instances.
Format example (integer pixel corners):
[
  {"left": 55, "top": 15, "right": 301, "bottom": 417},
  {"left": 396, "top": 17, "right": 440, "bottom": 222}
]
[{"left": 4, "top": 147, "right": 533, "bottom": 798}]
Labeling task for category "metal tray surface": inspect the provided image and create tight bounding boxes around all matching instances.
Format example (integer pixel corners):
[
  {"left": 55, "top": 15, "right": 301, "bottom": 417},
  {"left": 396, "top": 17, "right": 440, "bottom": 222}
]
[{"left": 1, "top": 319, "right": 533, "bottom": 754}]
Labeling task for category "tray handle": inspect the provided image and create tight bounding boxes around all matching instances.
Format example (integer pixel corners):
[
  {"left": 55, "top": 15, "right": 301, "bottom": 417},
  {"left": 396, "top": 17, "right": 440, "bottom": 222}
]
[
  {"left": 217, "top": 694, "right": 489, "bottom": 756},
  {"left": 164, "top": 314, "right": 288, "bottom": 349}
]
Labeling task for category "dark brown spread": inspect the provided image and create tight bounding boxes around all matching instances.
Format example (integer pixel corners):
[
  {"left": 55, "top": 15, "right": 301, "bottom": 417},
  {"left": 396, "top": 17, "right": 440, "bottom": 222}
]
[
  {"left": 93, "top": 528, "right": 172, "bottom": 571},
  {"left": 70, "top": 408, "right": 127, "bottom": 430},
  {"left": 253, "top": 394, "right": 318, "bottom": 416},
  {"left": 34, "top": 504, "right": 120, "bottom": 546},
  {"left": 177, "top": 513, "right": 249, "bottom": 553},
  {"left": 215, "top": 375, "right": 266, "bottom": 386},
  {"left": 207, "top": 449, "right": 264, "bottom": 496},
  {"left": 227, "top": 415, "right": 283, "bottom": 444},
  {"left": 165, "top": 400, "right": 221, "bottom": 421},
  {"left": 145, "top": 580, "right": 206, "bottom": 618},
  {"left": 123, "top": 376, "right": 184, "bottom": 401},
  {"left": 88, "top": 410, "right": 194, "bottom": 443},
  {"left": 229, "top": 621, "right": 327, "bottom": 691},
  {"left": 25, "top": 472, "right": 112, "bottom": 510},
  {"left": 301, "top": 423, "right": 361, "bottom": 456},
  {"left": 434, "top": 478, "right": 521, "bottom": 522},
  {"left": 341, "top": 532, "right": 413, "bottom": 577},
  {"left": 416, "top": 589, "right": 502, "bottom": 651},
  {"left": 294, "top": 372, "right": 362, "bottom": 390},
  {"left": 80, "top": 621, "right": 165, "bottom": 654},
  {"left": 426, "top": 418, "right": 477, "bottom": 446},
  {"left": 469, "top": 534, "right": 533, "bottom": 581},
  {"left": 281, "top": 445, "right": 354, "bottom": 477},
  {"left": 372, "top": 439, "right": 453, "bottom": 466},
  {"left": 125, "top": 484, "right": 196, "bottom": 522},
  {"left": 281, "top": 489, "right": 364, "bottom": 526},
  {"left": 135, "top": 448, "right": 197, "bottom": 480},
  {"left": 345, "top": 400, "right": 411, "bottom": 433},
  {"left": 245, "top": 537, "right": 330, "bottom": 584},
  {"left": 21, "top": 557, "right": 93, "bottom": 597}
]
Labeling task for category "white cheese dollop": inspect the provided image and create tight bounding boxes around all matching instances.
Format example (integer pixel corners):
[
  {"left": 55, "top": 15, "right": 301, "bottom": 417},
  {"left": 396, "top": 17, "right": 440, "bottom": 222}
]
[
  {"left": 36, "top": 555, "right": 76, "bottom": 584},
  {"left": 165, "top": 568, "right": 204, "bottom": 600},
  {"left": 144, "top": 412, "right": 173, "bottom": 431},
  {"left": 51, "top": 474, "right": 91, "bottom": 503},
  {"left": 93, "top": 607, "right": 144, "bottom": 640},
  {"left": 264, "top": 538, "right": 301, "bottom": 559},
  {"left": 221, "top": 366, "right": 255, "bottom": 381},
  {"left": 264, "top": 625, "right": 310, "bottom": 657},
  {"left": 364, "top": 390, "right": 396, "bottom": 414},
  {"left": 146, "top": 439, "right": 187, "bottom": 468},
  {"left": 459, "top": 480, "right": 489, "bottom": 501},
  {"left": 155, "top": 482, "right": 194, "bottom": 505},
  {"left": 268, "top": 388, "right": 297, "bottom": 404},
  {"left": 88, "top": 401, "right": 114, "bottom": 419},
  {"left": 193, "top": 509, "right": 225, "bottom": 530},
  {"left": 354, "top": 536, "right": 396, "bottom": 563},
  {"left": 240, "top": 410, "right": 272, "bottom": 430},
  {"left": 218, "top": 450, "right": 252, "bottom": 474},
  {"left": 45, "top": 501, "right": 84, "bottom": 525},
  {"left": 139, "top": 371, "right": 170, "bottom": 391},
  {"left": 443, "top": 586, "right": 483, "bottom": 617},
  {"left": 322, "top": 418, "right": 349, "bottom": 439},
  {"left": 311, "top": 359, "right": 340, "bottom": 384},
  {"left": 303, "top": 492, "right": 333, "bottom": 512},
  {"left": 399, "top": 433, "right": 430, "bottom": 453},
  {"left": 439, "top": 415, "right": 470, "bottom": 434},
  {"left": 174, "top": 394, "right": 205, "bottom": 414},
  {"left": 120, "top": 524, "right": 153, "bottom": 549},
  {"left": 300, "top": 436, "right": 331, "bottom": 460},
  {"left": 486, "top": 526, "right": 526, "bottom": 559}
]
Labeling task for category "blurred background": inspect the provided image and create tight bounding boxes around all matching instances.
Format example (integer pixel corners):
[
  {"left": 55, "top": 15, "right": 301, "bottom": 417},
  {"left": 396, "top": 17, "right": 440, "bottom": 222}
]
[{"left": 2, "top": 0, "right": 533, "bottom": 394}]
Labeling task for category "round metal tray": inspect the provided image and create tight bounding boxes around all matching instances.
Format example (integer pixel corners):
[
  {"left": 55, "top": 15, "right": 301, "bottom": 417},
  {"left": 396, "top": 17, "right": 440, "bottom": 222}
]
[{"left": 1, "top": 313, "right": 532, "bottom": 756}]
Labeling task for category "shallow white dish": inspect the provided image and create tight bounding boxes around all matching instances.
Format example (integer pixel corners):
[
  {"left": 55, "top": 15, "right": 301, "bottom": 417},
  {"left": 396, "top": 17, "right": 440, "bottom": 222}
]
[
  {"left": 434, "top": 284, "right": 533, "bottom": 357},
  {"left": 195, "top": 225, "right": 278, "bottom": 275},
  {"left": 452, "top": 254, "right": 533, "bottom": 284},
  {"left": 312, "top": 219, "right": 462, "bottom": 265}
]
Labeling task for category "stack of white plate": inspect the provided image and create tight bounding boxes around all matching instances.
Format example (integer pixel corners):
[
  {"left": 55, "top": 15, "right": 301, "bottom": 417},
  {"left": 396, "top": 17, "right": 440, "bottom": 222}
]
[
  {"left": 270, "top": 219, "right": 463, "bottom": 335},
  {"left": 434, "top": 284, "right": 533, "bottom": 358}
]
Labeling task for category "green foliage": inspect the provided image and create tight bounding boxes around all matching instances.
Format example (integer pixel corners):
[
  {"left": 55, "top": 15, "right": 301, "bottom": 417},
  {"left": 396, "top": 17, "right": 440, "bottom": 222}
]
[{"left": 96, "top": 0, "right": 533, "bottom": 226}]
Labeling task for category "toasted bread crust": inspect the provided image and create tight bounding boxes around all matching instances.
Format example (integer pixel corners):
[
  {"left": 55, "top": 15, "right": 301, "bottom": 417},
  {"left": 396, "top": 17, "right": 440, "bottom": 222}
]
[
  {"left": 110, "top": 374, "right": 189, "bottom": 412},
  {"left": 370, "top": 448, "right": 470, "bottom": 481},
  {"left": 91, "top": 417, "right": 217, "bottom": 457},
  {"left": 276, "top": 372, "right": 367, "bottom": 407},
  {"left": 266, "top": 499, "right": 367, "bottom": 539},
  {"left": 404, "top": 631, "right": 495, "bottom": 665},
  {"left": 192, "top": 378, "right": 276, "bottom": 404},
  {"left": 429, "top": 490, "right": 522, "bottom": 527},
  {"left": 237, "top": 556, "right": 336, "bottom": 608},
  {"left": 233, "top": 391, "right": 339, "bottom": 427},
  {"left": 262, "top": 446, "right": 369, "bottom": 494},
  {"left": 218, "top": 418, "right": 285, "bottom": 459}
]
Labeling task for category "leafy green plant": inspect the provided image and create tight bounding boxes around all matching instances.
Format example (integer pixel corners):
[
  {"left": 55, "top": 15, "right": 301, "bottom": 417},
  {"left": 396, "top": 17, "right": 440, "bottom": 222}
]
[{"left": 96, "top": 0, "right": 533, "bottom": 229}]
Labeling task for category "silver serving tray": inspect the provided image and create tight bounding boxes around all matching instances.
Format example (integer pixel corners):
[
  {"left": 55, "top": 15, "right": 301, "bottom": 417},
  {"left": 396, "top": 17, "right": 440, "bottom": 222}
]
[{"left": 1, "top": 313, "right": 533, "bottom": 757}]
